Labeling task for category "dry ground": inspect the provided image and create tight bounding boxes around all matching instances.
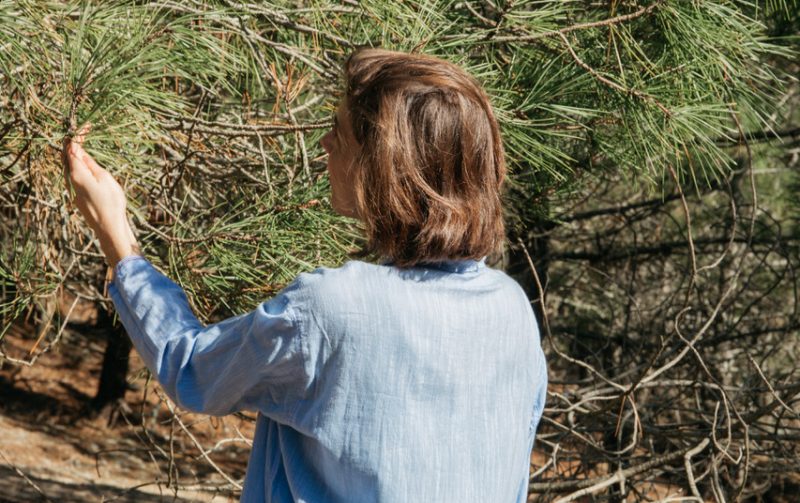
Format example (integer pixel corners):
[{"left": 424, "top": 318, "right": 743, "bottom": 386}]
[{"left": 0, "top": 318, "right": 254, "bottom": 502}]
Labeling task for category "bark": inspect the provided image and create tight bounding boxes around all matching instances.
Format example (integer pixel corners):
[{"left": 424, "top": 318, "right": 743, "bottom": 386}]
[{"left": 88, "top": 304, "right": 133, "bottom": 414}]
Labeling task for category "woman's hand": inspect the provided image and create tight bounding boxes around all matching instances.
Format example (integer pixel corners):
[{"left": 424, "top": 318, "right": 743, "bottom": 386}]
[{"left": 62, "top": 124, "right": 140, "bottom": 268}]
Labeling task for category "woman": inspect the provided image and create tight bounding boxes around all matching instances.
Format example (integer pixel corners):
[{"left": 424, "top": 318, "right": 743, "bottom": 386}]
[{"left": 63, "top": 47, "right": 548, "bottom": 503}]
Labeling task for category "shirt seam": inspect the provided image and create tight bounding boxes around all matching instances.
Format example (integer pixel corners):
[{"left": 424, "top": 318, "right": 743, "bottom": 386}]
[{"left": 284, "top": 291, "right": 312, "bottom": 418}]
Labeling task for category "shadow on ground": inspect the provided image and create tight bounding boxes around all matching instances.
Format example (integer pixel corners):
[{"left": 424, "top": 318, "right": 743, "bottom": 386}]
[
  {"left": 0, "top": 464, "right": 195, "bottom": 503},
  {"left": 0, "top": 326, "right": 248, "bottom": 503}
]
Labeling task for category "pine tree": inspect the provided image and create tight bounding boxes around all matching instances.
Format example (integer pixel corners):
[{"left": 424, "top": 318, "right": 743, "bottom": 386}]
[{"left": 1, "top": 0, "right": 797, "bottom": 499}]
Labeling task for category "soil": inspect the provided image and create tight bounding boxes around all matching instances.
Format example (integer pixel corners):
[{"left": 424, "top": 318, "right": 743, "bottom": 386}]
[{"left": 0, "top": 319, "right": 254, "bottom": 502}]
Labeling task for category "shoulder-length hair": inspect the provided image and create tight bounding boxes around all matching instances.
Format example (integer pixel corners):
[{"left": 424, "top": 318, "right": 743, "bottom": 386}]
[{"left": 342, "top": 46, "right": 507, "bottom": 268}]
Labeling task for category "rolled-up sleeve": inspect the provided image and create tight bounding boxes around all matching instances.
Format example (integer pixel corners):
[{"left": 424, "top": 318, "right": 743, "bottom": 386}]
[{"left": 107, "top": 255, "right": 310, "bottom": 417}]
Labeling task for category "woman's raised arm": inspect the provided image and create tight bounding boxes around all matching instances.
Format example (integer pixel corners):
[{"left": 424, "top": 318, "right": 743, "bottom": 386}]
[
  {"left": 108, "top": 256, "right": 311, "bottom": 416},
  {"left": 63, "top": 126, "right": 313, "bottom": 417}
]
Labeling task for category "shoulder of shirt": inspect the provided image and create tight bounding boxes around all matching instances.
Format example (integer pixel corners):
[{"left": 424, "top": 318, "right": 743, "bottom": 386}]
[
  {"left": 277, "top": 260, "right": 374, "bottom": 300},
  {"left": 268, "top": 261, "right": 374, "bottom": 316},
  {"left": 293, "top": 259, "right": 370, "bottom": 284}
]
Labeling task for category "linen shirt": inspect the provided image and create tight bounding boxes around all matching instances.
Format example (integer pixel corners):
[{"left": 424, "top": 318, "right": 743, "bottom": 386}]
[{"left": 108, "top": 254, "right": 548, "bottom": 503}]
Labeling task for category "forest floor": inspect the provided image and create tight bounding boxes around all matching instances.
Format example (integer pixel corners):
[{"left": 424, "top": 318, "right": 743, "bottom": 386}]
[{"left": 0, "top": 317, "right": 253, "bottom": 502}]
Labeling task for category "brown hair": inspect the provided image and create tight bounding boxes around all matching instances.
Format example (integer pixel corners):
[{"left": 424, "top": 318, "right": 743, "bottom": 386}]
[{"left": 342, "top": 46, "right": 507, "bottom": 268}]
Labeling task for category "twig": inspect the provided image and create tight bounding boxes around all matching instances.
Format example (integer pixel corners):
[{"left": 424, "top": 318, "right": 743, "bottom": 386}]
[
  {"left": 443, "top": 1, "right": 667, "bottom": 44},
  {"left": 0, "top": 448, "right": 53, "bottom": 502},
  {"left": 516, "top": 236, "right": 624, "bottom": 391},
  {"left": 684, "top": 437, "right": 710, "bottom": 501},
  {"left": 746, "top": 354, "right": 798, "bottom": 418},
  {"left": 557, "top": 31, "right": 672, "bottom": 117},
  {"left": 161, "top": 395, "right": 243, "bottom": 490},
  {"left": 530, "top": 440, "right": 704, "bottom": 495},
  {"left": 666, "top": 164, "right": 698, "bottom": 296},
  {"left": 496, "top": 1, "right": 666, "bottom": 43},
  {"left": 162, "top": 117, "right": 331, "bottom": 137}
]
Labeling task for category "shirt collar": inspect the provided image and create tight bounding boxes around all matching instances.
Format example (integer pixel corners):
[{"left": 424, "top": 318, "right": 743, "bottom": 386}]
[{"left": 380, "top": 256, "right": 488, "bottom": 273}]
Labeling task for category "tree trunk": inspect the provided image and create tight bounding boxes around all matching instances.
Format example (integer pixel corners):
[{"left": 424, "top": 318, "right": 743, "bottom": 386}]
[{"left": 88, "top": 304, "right": 132, "bottom": 413}]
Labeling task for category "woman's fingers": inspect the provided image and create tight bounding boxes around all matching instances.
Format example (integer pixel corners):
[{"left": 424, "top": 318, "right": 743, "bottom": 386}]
[
  {"left": 59, "top": 123, "right": 138, "bottom": 267},
  {"left": 72, "top": 123, "right": 92, "bottom": 145},
  {"left": 66, "top": 145, "right": 95, "bottom": 184},
  {"left": 62, "top": 123, "right": 93, "bottom": 176},
  {"left": 81, "top": 149, "right": 105, "bottom": 179}
]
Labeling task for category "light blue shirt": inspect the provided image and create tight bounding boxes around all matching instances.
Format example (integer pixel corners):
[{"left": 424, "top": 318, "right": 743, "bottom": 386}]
[{"left": 108, "top": 254, "right": 548, "bottom": 502}]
